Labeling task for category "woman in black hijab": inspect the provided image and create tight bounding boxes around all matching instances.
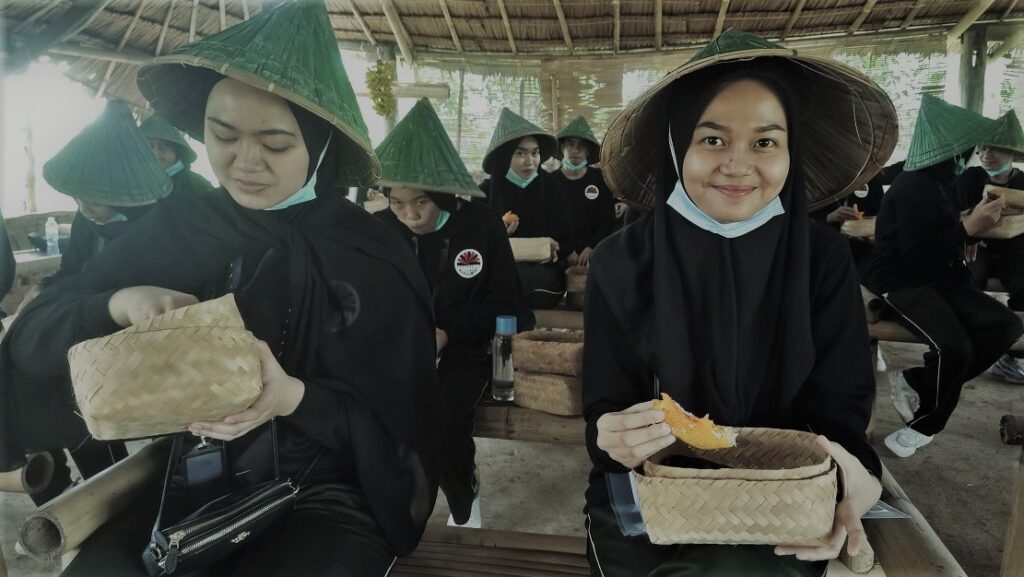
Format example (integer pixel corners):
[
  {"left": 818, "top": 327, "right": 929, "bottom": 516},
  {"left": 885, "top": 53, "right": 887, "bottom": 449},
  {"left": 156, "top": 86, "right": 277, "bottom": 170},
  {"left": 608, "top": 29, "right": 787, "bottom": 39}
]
[
  {"left": 583, "top": 30, "right": 898, "bottom": 576},
  {"left": 0, "top": 3, "right": 437, "bottom": 575}
]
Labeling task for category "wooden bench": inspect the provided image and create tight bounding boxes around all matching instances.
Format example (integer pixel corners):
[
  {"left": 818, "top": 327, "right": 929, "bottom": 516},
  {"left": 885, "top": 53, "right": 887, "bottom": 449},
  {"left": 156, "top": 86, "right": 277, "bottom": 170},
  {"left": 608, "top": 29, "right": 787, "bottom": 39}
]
[
  {"left": 393, "top": 527, "right": 587, "bottom": 576},
  {"left": 3, "top": 211, "right": 74, "bottom": 252},
  {"left": 475, "top": 402, "right": 584, "bottom": 445},
  {"left": 867, "top": 319, "right": 1024, "bottom": 353}
]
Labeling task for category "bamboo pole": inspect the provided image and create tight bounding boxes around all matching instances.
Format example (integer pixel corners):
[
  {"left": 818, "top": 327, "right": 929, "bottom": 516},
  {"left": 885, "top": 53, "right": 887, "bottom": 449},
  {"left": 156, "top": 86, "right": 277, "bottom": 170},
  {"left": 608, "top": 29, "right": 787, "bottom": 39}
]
[
  {"left": 456, "top": 67, "right": 464, "bottom": 153},
  {"left": 0, "top": 452, "right": 56, "bottom": 495},
  {"left": 781, "top": 0, "right": 807, "bottom": 40},
  {"left": 19, "top": 438, "right": 171, "bottom": 562},
  {"left": 438, "top": 0, "right": 461, "bottom": 52}
]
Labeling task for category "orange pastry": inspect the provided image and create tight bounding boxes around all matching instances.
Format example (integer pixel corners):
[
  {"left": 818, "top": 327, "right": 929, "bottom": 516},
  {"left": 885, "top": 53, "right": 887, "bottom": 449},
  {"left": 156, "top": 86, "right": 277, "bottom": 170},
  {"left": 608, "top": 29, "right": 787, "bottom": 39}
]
[
  {"left": 502, "top": 211, "right": 519, "bottom": 226},
  {"left": 652, "top": 393, "right": 737, "bottom": 450}
]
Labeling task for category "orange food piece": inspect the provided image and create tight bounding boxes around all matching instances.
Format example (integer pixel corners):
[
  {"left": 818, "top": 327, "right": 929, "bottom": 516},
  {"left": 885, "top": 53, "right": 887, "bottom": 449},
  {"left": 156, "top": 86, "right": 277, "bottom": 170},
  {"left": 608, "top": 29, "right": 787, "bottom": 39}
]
[
  {"left": 652, "top": 393, "right": 737, "bottom": 450},
  {"left": 502, "top": 211, "right": 519, "bottom": 225}
]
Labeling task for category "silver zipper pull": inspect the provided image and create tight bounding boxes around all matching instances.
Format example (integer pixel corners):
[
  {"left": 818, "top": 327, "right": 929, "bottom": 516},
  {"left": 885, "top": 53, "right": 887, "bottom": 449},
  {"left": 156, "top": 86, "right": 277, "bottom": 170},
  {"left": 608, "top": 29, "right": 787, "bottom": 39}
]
[{"left": 166, "top": 531, "right": 184, "bottom": 573}]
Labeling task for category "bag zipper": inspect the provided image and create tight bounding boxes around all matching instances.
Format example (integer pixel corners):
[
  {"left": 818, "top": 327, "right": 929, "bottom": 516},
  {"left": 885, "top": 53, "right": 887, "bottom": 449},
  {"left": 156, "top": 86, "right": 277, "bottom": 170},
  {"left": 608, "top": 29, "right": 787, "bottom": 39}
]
[{"left": 158, "top": 481, "right": 295, "bottom": 572}]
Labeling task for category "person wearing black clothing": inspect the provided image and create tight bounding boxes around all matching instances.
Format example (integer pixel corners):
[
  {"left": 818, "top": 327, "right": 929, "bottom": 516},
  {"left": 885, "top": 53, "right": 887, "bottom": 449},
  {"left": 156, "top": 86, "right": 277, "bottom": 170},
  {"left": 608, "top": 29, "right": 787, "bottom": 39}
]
[
  {"left": 140, "top": 113, "right": 215, "bottom": 196},
  {"left": 375, "top": 99, "right": 520, "bottom": 526},
  {"left": 480, "top": 108, "right": 574, "bottom": 310},
  {"left": 553, "top": 116, "right": 616, "bottom": 266},
  {"left": 1, "top": 4, "right": 437, "bottom": 575},
  {"left": 870, "top": 95, "right": 1022, "bottom": 459},
  {"left": 584, "top": 29, "right": 898, "bottom": 576},
  {"left": 954, "top": 110, "right": 1024, "bottom": 383}
]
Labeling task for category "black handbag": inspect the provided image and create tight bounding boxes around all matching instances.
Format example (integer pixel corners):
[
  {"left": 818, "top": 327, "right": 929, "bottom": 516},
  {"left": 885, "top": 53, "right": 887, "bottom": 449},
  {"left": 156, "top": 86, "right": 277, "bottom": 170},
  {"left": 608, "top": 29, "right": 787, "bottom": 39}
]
[{"left": 142, "top": 422, "right": 320, "bottom": 576}]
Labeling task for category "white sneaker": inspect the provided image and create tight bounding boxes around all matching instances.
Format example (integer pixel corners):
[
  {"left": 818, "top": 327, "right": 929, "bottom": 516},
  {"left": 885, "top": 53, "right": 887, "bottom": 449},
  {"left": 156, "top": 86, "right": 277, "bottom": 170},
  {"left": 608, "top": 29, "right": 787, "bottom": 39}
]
[
  {"left": 990, "top": 354, "right": 1024, "bottom": 384},
  {"left": 875, "top": 347, "right": 887, "bottom": 373},
  {"left": 888, "top": 372, "right": 919, "bottom": 424},
  {"left": 884, "top": 427, "right": 933, "bottom": 458}
]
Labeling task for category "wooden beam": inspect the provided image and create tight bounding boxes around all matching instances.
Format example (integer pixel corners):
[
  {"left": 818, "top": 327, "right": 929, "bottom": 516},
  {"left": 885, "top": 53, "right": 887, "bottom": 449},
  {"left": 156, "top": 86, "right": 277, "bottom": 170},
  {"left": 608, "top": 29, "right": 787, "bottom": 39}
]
[
  {"left": 1003, "top": 0, "right": 1021, "bottom": 21},
  {"left": 189, "top": 0, "right": 199, "bottom": 42},
  {"left": 437, "top": 0, "right": 461, "bottom": 52},
  {"left": 381, "top": 0, "right": 414, "bottom": 62},
  {"left": 552, "top": 0, "right": 573, "bottom": 53},
  {"left": 97, "top": 0, "right": 148, "bottom": 99},
  {"left": 497, "top": 0, "right": 517, "bottom": 54},
  {"left": 655, "top": 0, "right": 663, "bottom": 49},
  {"left": 900, "top": 0, "right": 927, "bottom": 29},
  {"left": 549, "top": 76, "right": 559, "bottom": 134},
  {"left": 781, "top": 0, "right": 807, "bottom": 40},
  {"left": 948, "top": 0, "right": 998, "bottom": 49},
  {"left": 12, "top": 2, "right": 64, "bottom": 36},
  {"left": 990, "top": 26, "right": 1024, "bottom": 59},
  {"left": 848, "top": 0, "right": 877, "bottom": 34},
  {"left": 713, "top": 0, "right": 730, "bottom": 39},
  {"left": 242, "top": 0, "right": 250, "bottom": 20},
  {"left": 50, "top": 44, "right": 150, "bottom": 64},
  {"left": 456, "top": 68, "right": 465, "bottom": 152},
  {"left": 613, "top": 0, "right": 621, "bottom": 53},
  {"left": 3, "top": 0, "right": 115, "bottom": 72},
  {"left": 155, "top": 0, "right": 176, "bottom": 56},
  {"left": 218, "top": 0, "right": 226, "bottom": 31},
  {"left": 346, "top": 0, "right": 376, "bottom": 45},
  {"left": 60, "top": 0, "right": 116, "bottom": 41}
]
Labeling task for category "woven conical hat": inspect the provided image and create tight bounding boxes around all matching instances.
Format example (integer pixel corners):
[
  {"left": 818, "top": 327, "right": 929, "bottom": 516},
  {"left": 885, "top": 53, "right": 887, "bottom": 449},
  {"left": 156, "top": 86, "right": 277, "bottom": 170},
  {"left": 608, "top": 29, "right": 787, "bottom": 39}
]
[
  {"left": 556, "top": 116, "right": 600, "bottom": 163},
  {"left": 140, "top": 114, "right": 198, "bottom": 166},
  {"left": 982, "top": 110, "right": 1024, "bottom": 160},
  {"left": 904, "top": 94, "right": 993, "bottom": 171},
  {"left": 482, "top": 107, "right": 559, "bottom": 175}
]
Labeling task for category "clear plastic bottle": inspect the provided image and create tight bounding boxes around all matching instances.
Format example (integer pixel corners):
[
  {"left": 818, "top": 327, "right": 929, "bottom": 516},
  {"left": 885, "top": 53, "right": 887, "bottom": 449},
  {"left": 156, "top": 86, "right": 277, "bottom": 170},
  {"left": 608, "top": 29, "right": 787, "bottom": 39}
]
[
  {"left": 491, "top": 315, "right": 516, "bottom": 401},
  {"left": 44, "top": 217, "right": 60, "bottom": 256}
]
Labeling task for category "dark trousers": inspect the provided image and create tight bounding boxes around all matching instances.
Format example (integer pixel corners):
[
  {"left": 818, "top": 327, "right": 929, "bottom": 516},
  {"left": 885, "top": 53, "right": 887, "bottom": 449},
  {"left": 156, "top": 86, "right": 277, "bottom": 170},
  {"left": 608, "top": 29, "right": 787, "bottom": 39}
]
[
  {"left": 516, "top": 262, "right": 565, "bottom": 310},
  {"left": 969, "top": 250, "right": 1024, "bottom": 311},
  {"left": 885, "top": 282, "right": 1023, "bottom": 436},
  {"left": 436, "top": 346, "right": 489, "bottom": 521},
  {"left": 62, "top": 481, "right": 396, "bottom": 577},
  {"left": 31, "top": 439, "right": 129, "bottom": 505},
  {"left": 585, "top": 504, "right": 825, "bottom": 577}
]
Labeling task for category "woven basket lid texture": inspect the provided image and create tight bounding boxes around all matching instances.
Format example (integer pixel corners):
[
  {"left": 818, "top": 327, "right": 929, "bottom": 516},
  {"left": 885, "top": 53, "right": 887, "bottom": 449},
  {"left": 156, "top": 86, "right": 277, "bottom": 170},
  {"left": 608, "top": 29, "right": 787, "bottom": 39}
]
[
  {"left": 43, "top": 100, "right": 172, "bottom": 206},
  {"left": 556, "top": 116, "right": 601, "bottom": 162},
  {"left": 375, "top": 98, "right": 483, "bottom": 198},
  {"left": 904, "top": 93, "right": 994, "bottom": 171},
  {"left": 599, "top": 28, "right": 898, "bottom": 211},
  {"left": 482, "top": 107, "right": 559, "bottom": 175},
  {"left": 140, "top": 114, "right": 198, "bottom": 165},
  {"left": 136, "top": 0, "right": 378, "bottom": 187}
]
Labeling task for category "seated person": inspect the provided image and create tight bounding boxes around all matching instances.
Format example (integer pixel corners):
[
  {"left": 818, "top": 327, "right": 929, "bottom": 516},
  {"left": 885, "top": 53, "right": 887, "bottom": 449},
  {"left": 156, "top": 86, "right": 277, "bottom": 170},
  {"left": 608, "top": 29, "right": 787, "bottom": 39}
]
[
  {"left": 140, "top": 113, "right": 214, "bottom": 195},
  {"left": 871, "top": 95, "right": 1022, "bottom": 458},
  {"left": 553, "top": 116, "right": 616, "bottom": 267},
  {"left": 376, "top": 99, "right": 520, "bottom": 526},
  {"left": 480, "top": 108, "right": 574, "bottom": 310}
]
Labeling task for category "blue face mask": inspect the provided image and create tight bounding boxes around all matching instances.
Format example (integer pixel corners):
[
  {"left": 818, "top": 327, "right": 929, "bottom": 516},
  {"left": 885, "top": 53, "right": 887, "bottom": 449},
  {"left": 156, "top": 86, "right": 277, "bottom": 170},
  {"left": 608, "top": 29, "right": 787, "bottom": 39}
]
[
  {"left": 505, "top": 168, "right": 538, "bottom": 189},
  {"left": 986, "top": 162, "right": 1014, "bottom": 178},
  {"left": 562, "top": 158, "right": 588, "bottom": 172},
  {"left": 263, "top": 132, "right": 332, "bottom": 211},
  {"left": 165, "top": 161, "right": 185, "bottom": 177}
]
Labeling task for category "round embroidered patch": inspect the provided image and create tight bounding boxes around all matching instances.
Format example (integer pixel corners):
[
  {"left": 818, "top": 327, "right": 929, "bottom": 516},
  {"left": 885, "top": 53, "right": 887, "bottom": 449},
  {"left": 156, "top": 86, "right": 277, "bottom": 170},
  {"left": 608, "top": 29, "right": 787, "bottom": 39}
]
[
  {"left": 585, "top": 185, "right": 600, "bottom": 200},
  {"left": 454, "top": 249, "right": 484, "bottom": 279}
]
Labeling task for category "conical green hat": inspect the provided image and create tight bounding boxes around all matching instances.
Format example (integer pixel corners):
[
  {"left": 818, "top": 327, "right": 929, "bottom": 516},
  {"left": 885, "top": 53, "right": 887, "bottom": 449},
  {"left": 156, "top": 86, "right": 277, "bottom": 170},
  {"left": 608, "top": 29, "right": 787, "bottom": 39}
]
[
  {"left": 904, "top": 94, "right": 993, "bottom": 171},
  {"left": 376, "top": 99, "right": 482, "bottom": 198},
  {"left": 982, "top": 110, "right": 1024, "bottom": 159},
  {"left": 601, "top": 28, "right": 899, "bottom": 211},
  {"left": 140, "top": 114, "right": 197, "bottom": 166},
  {"left": 482, "top": 108, "right": 559, "bottom": 175},
  {"left": 136, "top": 0, "right": 377, "bottom": 187},
  {"left": 555, "top": 116, "right": 600, "bottom": 163},
  {"left": 43, "top": 101, "right": 172, "bottom": 206}
]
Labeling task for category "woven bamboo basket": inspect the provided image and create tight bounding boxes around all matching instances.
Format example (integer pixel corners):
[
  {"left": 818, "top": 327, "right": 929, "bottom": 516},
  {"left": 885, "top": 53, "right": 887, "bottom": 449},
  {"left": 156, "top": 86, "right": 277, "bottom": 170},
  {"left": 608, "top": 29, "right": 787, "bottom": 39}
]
[
  {"left": 985, "top": 184, "right": 1024, "bottom": 209},
  {"left": 68, "top": 294, "right": 261, "bottom": 440},
  {"left": 975, "top": 214, "right": 1024, "bottom": 240},
  {"left": 635, "top": 428, "right": 837, "bottom": 546},
  {"left": 839, "top": 217, "right": 876, "bottom": 239},
  {"left": 513, "top": 370, "right": 582, "bottom": 416},
  {"left": 513, "top": 330, "right": 583, "bottom": 376},
  {"left": 510, "top": 237, "right": 555, "bottom": 262}
]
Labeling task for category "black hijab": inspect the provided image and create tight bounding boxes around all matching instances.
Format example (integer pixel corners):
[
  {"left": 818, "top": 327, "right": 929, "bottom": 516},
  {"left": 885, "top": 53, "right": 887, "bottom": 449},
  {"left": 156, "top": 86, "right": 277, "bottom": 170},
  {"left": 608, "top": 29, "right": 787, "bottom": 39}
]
[
  {"left": 3, "top": 88, "right": 439, "bottom": 554},
  {"left": 590, "top": 64, "right": 816, "bottom": 426}
]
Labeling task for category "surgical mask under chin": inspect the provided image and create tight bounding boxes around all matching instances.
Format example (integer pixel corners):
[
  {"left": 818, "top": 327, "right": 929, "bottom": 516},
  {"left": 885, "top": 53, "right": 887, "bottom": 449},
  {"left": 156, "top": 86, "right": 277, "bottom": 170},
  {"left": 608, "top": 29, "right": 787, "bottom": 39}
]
[
  {"left": 562, "top": 158, "right": 588, "bottom": 172},
  {"left": 434, "top": 210, "right": 451, "bottom": 231},
  {"left": 665, "top": 133, "right": 784, "bottom": 239},
  {"left": 263, "top": 132, "right": 332, "bottom": 211},
  {"left": 165, "top": 161, "right": 185, "bottom": 176},
  {"left": 505, "top": 168, "right": 538, "bottom": 188},
  {"left": 986, "top": 162, "right": 1014, "bottom": 178},
  {"left": 92, "top": 212, "right": 129, "bottom": 225},
  {"left": 954, "top": 155, "right": 966, "bottom": 176}
]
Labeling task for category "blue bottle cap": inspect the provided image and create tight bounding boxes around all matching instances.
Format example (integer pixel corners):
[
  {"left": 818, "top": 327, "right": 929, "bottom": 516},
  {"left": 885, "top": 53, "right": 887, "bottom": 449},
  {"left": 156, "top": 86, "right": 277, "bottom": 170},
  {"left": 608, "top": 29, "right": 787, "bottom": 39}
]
[{"left": 495, "top": 315, "right": 517, "bottom": 335}]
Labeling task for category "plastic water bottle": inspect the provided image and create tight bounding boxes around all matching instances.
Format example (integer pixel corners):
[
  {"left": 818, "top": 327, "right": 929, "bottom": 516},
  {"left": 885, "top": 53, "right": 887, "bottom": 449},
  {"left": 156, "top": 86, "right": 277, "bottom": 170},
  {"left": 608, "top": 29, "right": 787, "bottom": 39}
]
[
  {"left": 44, "top": 217, "right": 60, "bottom": 256},
  {"left": 491, "top": 315, "right": 516, "bottom": 401}
]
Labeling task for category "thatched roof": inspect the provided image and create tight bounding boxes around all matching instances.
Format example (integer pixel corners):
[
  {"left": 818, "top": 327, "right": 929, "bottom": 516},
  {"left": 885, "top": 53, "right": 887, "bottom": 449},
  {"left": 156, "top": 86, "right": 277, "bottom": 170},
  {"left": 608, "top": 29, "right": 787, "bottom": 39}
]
[{"left": 2, "top": 0, "right": 1022, "bottom": 109}]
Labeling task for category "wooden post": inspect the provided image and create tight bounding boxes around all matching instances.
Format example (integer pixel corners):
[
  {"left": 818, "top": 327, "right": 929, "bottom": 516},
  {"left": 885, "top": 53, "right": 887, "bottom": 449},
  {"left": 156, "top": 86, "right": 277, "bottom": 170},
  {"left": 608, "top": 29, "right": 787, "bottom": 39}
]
[
  {"left": 960, "top": 26, "right": 988, "bottom": 113},
  {"left": 456, "top": 68, "right": 465, "bottom": 153},
  {"left": 550, "top": 76, "right": 559, "bottom": 133},
  {"left": 1001, "top": 415, "right": 1024, "bottom": 577},
  {"left": 24, "top": 122, "right": 37, "bottom": 214}
]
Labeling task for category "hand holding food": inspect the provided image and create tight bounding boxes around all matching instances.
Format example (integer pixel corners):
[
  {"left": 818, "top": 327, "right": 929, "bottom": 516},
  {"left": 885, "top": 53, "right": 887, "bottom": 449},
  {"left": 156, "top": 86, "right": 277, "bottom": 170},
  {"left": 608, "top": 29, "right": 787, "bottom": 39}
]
[{"left": 652, "top": 392, "right": 737, "bottom": 450}]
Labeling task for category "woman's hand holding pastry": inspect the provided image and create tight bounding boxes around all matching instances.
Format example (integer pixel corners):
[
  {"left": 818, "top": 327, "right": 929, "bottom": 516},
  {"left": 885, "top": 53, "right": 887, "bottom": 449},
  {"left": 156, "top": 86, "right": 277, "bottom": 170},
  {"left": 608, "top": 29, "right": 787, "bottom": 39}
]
[
  {"left": 108, "top": 286, "right": 199, "bottom": 327},
  {"left": 774, "top": 436, "right": 881, "bottom": 562},
  {"left": 190, "top": 341, "right": 305, "bottom": 441},
  {"left": 596, "top": 401, "right": 676, "bottom": 469}
]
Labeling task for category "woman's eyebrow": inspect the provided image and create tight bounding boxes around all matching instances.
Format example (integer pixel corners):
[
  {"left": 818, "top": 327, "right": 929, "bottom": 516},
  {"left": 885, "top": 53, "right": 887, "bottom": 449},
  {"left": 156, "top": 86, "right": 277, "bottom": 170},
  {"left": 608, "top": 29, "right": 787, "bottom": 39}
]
[
  {"left": 207, "top": 116, "right": 297, "bottom": 137},
  {"left": 757, "top": 124, "right": 787, "bottom": 133}
]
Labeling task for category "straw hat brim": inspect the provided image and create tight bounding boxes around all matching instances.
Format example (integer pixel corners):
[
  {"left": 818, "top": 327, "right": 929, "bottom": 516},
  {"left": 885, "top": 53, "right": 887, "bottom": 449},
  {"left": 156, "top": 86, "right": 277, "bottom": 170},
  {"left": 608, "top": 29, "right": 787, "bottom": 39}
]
[
  {"left": 601, "top": 49, "right": 899, "bottom": 211},
  {"left": 138, "top": 57, "right": 381, "bottom": 188},
  {"left": 378, "top": 179, "right": 485, "bottom": 198}
]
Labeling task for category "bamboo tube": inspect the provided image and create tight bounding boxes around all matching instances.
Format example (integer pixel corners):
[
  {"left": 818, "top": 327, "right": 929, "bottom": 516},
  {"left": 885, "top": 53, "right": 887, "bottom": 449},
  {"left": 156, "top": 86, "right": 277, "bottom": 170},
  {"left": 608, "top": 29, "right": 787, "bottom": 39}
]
[
  {"left": 0, "top": 452, "right": 56, "bottom": 494},
  {"left": 19, "top": 437, "right": 171, "bottom": 562}
]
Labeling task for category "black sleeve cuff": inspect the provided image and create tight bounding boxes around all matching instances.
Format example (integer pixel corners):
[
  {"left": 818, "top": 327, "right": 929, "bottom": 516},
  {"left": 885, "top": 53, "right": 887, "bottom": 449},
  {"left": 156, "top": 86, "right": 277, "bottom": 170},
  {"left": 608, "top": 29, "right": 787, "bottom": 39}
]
[
  {"left": 82, "top": 289, "right": 122, "bottom": 338},
  {"left": 284, "top": 380, "right": 346, "bottom": 448}
]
